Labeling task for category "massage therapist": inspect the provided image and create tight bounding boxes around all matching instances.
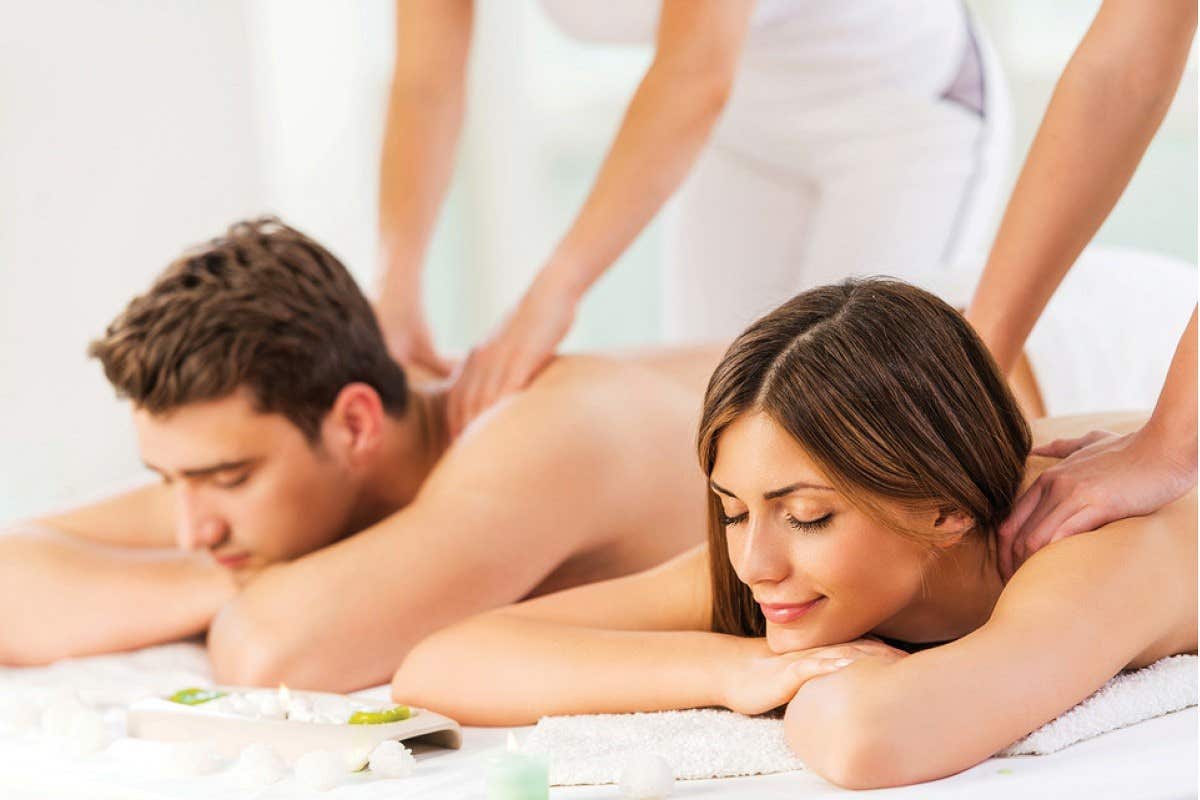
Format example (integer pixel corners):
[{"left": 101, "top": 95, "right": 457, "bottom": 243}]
[{"left": 374, "top": 0, "right": 1008, "bottom": 436}]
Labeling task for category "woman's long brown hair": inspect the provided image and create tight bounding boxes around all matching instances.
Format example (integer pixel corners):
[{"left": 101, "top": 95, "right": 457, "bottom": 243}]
[{"left": 698, "top": 279, "right": 1032, "bottom": 637}]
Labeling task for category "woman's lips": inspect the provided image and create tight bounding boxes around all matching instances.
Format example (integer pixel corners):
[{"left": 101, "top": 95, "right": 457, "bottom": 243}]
[
  {"left": 758, "top": 596, "right": 824, "bottom": 624},
  {"left": 212, "top": 552, "right": 250, "bottom": 569}
]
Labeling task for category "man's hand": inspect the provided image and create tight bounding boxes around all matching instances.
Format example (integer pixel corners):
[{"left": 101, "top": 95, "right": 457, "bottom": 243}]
[
  {"left": 447, "top": 276, "right": 577, "bottom": 438},
  {"left": 721, "top": 637, "right": 906, "bottom": 716},
  {"left": 998, "top": 427, "right": 1198, "bottom": 580}
]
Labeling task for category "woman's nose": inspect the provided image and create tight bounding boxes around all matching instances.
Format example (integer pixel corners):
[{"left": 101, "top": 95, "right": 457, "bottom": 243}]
[{"left": 736, "top": 518, "right": 790, "bottom": 586}]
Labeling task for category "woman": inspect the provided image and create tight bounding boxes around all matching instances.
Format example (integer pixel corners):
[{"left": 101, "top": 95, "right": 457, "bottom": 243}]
[
  {"left": 391, "top": 278, "right": 1196, "bottom": 789},
  {"left": 377, "top": 0, "right": 1009, "bottom": 435}
]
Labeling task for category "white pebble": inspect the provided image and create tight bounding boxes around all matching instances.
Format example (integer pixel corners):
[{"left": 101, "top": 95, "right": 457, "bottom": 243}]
[
  {"left": 286, "top": 696, "right": 314, "bottom": 722},
  {"left": 256, "top": 693, "right": 286, "bottom": 721},
  {"left": 66, "top": 709, "right": 110, "bottom": 755},
  {"left": 295, "top": 749, "right": 343, "bottom": 791},
  {"left": 234, "top": 743, "right": 287, "bottom": 788},
  {"left": 166, "top": 742, "right": 223, "bottom": 776},
  {"left": 368, "top": 739, "right": 416, "bottom": 779},
  {"left": 0, "top": 694, "right": 41, "bottom": 733},
  {"left": 41, "top": 691, "right": 86, "bottom": 737},
  {"left": 619, "top": 753, "right": 674, "bottom": 800}
]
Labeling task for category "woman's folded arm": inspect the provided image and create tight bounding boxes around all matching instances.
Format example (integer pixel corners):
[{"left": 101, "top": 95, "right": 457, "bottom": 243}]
[
  {"left": 783, "top": 512, "right": 1191, "bottom": 789},
  {"left": 391, "top": 544, "right": 734, "bottom": 724},
  {"left": 392, "top": 615, "right": 742, "bottom": 725}
]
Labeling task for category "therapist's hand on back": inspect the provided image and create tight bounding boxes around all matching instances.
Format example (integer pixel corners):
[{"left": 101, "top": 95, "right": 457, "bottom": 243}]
[
  {"left": 997, "top": 426, "right": 1198, "bottom": 580},
  {"left": 376, "top": 285, "right": 455, "bottom": 384},
  {"left": 447, "top": 273, "right": 578, "bottom": 438}
]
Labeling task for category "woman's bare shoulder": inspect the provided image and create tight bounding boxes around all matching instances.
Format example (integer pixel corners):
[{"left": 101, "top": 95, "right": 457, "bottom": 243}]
[
  {"left": 1007, "top": 481, "right": 1197, "bottom": 667},
  {"left": 1029, "top": 411, "right": 1149, "bottom": 446}
]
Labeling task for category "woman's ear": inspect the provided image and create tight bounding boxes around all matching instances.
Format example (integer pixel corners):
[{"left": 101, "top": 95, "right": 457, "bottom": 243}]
[
  {"left": 324, "top": 383, "right": 386, "bottom": 465},
  {"left": 931, "top": 506, "right": 975, "bottom": 546}
]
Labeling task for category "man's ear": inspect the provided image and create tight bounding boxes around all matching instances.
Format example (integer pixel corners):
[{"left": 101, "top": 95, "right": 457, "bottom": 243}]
[
  {"left": 325, "top": 383, "right": 386, "bottom": 465},
  {"left": 931, "top": 506, "right": 975, "bottom": 547}
]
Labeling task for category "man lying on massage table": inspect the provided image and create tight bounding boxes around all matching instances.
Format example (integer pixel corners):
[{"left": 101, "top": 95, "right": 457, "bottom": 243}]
[{"left": 0, "top": 217, "right": 740, "bottom": 691}]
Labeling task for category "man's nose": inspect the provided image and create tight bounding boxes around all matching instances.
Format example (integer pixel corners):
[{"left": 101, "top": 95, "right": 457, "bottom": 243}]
[{"left": 175, "top": 491, "right": 229, "bottom": 551}]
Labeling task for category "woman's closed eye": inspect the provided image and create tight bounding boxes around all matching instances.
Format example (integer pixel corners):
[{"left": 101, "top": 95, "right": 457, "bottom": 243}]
[
  {"left": 719, "top": 510, "right": 834, "bottom": 531},
  {"left": 786, "top": 512, "right": 832, "bottom": 532},
  {"left": 719, "top": 510, "right": 749, "bottom": 526}
]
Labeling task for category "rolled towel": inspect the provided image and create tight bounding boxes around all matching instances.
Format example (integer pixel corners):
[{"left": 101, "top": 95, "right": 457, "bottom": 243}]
[
  {"left": 1000, "top": 654, "right": 1197, "bottom": 756},
  {"left": 524, "top": 655, "right": 1197, "bottom": 786}
]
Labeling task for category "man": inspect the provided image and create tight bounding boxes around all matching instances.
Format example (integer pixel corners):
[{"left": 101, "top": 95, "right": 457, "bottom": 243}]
[{"left": 0, "top": 218, "right": 722, "bottom": 691}]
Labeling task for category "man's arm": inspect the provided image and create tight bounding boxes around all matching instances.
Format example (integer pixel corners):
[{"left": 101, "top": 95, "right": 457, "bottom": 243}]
[
  {"left": 0, "top": 528, "right": 235, "bottom": 665},
  {"left": 205, "top": 385, "right": 637, "bottom": 691},
  {"left": 35, "top": 482, "right": 176, "bottom": 548},
  {"left": 966, "top": 0, "right": 1196, "bottom": 373}
]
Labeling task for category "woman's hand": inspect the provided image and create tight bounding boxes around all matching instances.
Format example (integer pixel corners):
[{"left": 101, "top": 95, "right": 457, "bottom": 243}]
[
  {"left": 998, "top": 426, "right": 1198, "bottom": 580},
  {"left": 721, "top": 637, "right": 907, "bottom": 716},
  {"left": 375, "top": 281, "right": 454, "bottom": 384},
  {"left": 447, "top": 275, "right": 578, "bottom": 438}
]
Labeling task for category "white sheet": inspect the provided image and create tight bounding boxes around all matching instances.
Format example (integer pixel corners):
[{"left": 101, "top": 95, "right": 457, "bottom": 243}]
[{"left": 1, "top": 644, "right": 1195, "bottom": 799}]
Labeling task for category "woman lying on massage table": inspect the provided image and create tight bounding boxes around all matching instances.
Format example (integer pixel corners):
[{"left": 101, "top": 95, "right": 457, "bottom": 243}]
[{"left": 391, "top": 278, "right": 1197, "bottom": 789}]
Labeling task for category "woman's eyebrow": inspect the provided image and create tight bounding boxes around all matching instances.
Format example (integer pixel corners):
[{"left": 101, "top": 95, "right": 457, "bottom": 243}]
[
  {"left": 763, "top": 481, "right": 834, "bottom": 499},
  {"left": 709, "top": 479, "right": 833, "bottom": 499}
]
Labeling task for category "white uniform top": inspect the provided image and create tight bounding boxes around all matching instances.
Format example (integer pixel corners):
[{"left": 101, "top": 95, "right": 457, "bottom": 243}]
[{"left": 537, "top": 0, "right": 971, "bottom": 172}]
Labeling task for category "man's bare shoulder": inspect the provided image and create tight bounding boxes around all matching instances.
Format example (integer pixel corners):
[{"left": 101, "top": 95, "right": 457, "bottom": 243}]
[
  {"left": 419, "top": 358, "right": 648, "bottom": 501},
  {"left": 417, "top": 353, "right": 701, "bottom": 523}
]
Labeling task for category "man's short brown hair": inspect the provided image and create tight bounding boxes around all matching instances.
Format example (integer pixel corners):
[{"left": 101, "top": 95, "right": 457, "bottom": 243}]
[{"left": 90, "top": 217, "right": 407, "bottom": 439}]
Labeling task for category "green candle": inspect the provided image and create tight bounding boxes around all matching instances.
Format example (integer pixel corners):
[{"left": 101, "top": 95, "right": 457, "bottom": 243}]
[{"left": 486, "top": 736, "right": 549, "bottom": 800}]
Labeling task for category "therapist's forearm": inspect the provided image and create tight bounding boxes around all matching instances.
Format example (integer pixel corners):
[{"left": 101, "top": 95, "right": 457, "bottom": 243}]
[
  {"left": 378, "top": 76, "right": 467, "bottom": 290},
  {"left": 1141, "top": 309, "right": 1197, "bottom": 469},
  {"left": 967, "top": 1, "right": 1195, "bottom": 373},
  {"left": 536, "top": 60, "right": 734, "bottom": 300},
  {"left": 392, "top": 612, "right": 736, "bottom": 725},
  {"left": 0, "top": 529, "right": 235, "bottom": 665}
]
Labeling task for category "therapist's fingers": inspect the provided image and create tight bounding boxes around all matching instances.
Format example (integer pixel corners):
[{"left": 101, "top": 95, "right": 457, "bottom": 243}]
[
  {"left": 1031, "top": 430, "right": 1114, "bottom": 460},
  {"left": 1008, "top": 471, "right": 1087, "bottom": 574},
  {"left": 447, "top": 351, "right": 478, "bottom": 439},
  {"left": 1051, "top": 504, "right": 1112, "bottom": 543},
  {"left": 997, "top": 481, "right": 1045, "bottom": 580}
]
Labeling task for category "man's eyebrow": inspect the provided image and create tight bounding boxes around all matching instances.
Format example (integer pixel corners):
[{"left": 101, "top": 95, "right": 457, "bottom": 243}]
[
  {"left": 709, "top": 479, "right": 833, "bottom": 500},
  {"left": 143, "top": 458, "right": 258, "bottom": 478}
]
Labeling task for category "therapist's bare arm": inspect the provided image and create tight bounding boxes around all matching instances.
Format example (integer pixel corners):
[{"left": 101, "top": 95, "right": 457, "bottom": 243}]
[
  {"left": 443, "top": 0, "right": 756, "bottom": 435},
  {"left": 0, "top": 528, "right": 234, "bottom": 665},
  {"left": 532, "top": 0, "right": 754, "bottom": 302},
  {"left": 966, "top": 0, "right": 1196, "bottom": 373},
  {"left": 376, "top": 0, "right": 472, "bottom": 371}
]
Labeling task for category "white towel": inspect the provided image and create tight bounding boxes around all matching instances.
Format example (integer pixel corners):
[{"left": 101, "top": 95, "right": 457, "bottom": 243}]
[{"left": 524, "top": 655, "right": 1198, "bottom": 786}]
